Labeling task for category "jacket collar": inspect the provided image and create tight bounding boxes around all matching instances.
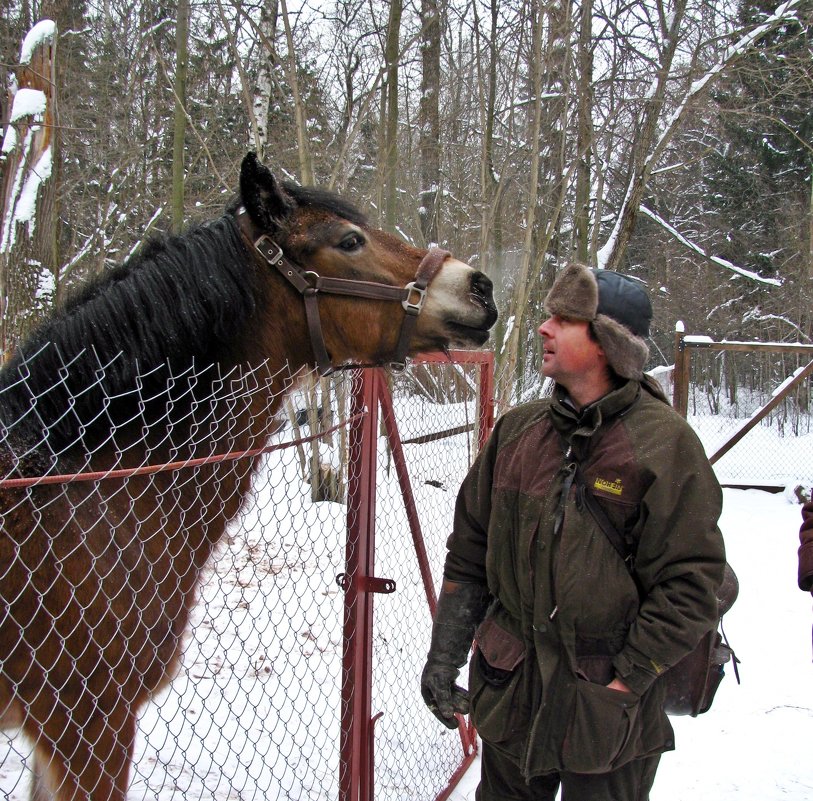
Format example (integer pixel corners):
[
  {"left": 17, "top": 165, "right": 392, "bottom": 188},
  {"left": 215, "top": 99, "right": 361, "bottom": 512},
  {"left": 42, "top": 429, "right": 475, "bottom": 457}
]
[{"left": 550, "top": 379, "right": 640, "bottom": 453}]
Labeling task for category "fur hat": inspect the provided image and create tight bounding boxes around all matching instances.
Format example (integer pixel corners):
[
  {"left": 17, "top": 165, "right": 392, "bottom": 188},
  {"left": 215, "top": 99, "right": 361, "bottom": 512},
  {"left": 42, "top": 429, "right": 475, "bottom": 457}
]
[{"left": 544, "top": 263, "right": 652, "bottom": 380}]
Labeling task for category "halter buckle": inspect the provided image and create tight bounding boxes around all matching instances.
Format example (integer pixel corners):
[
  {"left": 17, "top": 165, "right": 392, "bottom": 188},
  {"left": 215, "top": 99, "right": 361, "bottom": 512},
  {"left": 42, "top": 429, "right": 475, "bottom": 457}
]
[
  {"left": 254, "top": 235, "right": 284, "bottom": 266},
  {"left": 402, "top": 282, "right": 427, "bottom": 314}
]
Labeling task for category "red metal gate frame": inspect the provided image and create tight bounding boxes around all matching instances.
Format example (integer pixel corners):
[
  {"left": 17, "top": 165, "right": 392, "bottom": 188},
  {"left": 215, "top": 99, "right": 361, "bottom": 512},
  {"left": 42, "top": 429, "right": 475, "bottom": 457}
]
[{"left": 339, "top": 351, "right": 495, "bottom": 801}]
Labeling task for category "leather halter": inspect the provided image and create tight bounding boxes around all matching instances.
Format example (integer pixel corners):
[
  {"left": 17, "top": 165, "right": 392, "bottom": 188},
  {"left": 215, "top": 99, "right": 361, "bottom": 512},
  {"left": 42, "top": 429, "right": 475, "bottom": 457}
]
[{"left": 235, "top": 207, "right": 449, "bottom": 376}]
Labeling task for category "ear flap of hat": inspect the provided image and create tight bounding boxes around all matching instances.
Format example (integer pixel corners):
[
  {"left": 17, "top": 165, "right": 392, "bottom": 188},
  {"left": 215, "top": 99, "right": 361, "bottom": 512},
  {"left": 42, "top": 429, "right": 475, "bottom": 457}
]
[
  {"left": 544, "top": 263, "right": 598, "bottom": 321},
  {"left": 592, "top": 314, "right": 650, "bottom": 380}
]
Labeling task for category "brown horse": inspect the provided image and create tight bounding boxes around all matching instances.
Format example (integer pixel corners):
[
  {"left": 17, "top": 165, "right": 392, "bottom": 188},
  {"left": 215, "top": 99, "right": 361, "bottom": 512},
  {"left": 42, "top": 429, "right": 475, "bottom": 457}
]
[{"left": 0, "top": 152, "right": 497, "bottom": 800}]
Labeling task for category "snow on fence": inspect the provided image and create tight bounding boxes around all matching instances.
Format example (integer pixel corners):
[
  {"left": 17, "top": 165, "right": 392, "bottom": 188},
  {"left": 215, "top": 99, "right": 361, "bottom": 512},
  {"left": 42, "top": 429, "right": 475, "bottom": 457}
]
[{"left": 0, "top": 353, "right": 494, "bottom": 801}]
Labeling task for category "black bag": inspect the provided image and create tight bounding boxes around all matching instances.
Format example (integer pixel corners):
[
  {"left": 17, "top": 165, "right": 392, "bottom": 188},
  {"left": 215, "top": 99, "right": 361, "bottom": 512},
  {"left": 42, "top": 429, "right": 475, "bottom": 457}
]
[{"left": 576, "top": 466, "right": 740, "bottom": 716}]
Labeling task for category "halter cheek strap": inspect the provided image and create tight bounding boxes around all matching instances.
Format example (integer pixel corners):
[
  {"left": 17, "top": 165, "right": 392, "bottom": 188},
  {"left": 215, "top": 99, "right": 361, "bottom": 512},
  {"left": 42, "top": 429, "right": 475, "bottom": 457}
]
[{"left": 235, "top": 208, "right": 449, "bottom": 375}]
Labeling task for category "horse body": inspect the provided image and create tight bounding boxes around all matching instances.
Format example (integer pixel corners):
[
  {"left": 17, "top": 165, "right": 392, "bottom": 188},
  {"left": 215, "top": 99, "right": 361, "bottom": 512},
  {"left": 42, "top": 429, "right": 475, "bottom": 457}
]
[{"left": 0, "top": 153, "right": 496, "bottom": 800}]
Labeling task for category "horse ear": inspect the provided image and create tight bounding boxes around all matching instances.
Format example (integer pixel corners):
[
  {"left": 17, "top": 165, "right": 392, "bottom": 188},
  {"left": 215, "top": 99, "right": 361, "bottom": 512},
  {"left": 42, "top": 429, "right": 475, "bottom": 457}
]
[{"left": 240, "top": 152, "right": 295, "bottom": 231}]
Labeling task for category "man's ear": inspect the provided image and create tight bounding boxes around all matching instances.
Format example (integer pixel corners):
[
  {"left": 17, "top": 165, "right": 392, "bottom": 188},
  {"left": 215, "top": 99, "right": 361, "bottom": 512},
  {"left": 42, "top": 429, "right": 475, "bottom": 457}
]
[{"left": 239, "top": 152, "right": 295, "bottom": 231}]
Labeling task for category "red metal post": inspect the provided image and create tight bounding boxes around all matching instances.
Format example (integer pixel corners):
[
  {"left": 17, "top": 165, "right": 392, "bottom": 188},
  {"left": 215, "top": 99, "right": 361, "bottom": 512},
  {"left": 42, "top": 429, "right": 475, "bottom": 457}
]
[
  {"left": 477, "top": 351, "right": 495, "bottom": 453},
  {"left": 340, "top": 368, "right": 379, "bottom": 801},
  {"left": 377, "top": 372, "right": 439, "bottom": 614},
  {"left": 340, "top": 354, "right": 496, "bottom": 801}
]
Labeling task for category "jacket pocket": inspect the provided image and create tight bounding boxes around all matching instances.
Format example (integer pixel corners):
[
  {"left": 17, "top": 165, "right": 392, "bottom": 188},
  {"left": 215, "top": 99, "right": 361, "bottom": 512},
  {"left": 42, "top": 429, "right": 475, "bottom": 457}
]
[
  {"left": 561, "top": 679, "right": 641, "bottom": 774},
  {"left": 468, "top": 616, "right": 531, "bottom": 756},
  {"left": 575, "top": 654, "right": 615, "bottom": 685},
  {"left": 476, "top": 616, "right": 526, "bottom": 672}
]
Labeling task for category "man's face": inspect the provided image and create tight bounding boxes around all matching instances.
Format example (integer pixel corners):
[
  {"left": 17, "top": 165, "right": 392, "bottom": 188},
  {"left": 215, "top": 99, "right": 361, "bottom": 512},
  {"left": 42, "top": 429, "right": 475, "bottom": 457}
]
[{"left": 537, "top": 315, "right": 606, "bottom": 388}]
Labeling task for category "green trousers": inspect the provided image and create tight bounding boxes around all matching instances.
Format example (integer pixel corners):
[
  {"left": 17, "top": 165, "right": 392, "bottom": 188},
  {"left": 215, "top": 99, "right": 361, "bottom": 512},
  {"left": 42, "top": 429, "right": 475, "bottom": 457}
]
[{"left": 475, "top": 742, "right": 661, "bottom": 801}]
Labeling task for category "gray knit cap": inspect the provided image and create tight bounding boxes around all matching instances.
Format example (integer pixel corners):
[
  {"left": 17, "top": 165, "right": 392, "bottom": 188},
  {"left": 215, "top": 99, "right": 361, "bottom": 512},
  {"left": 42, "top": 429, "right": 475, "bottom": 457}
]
[{"left": 543, "top": 263, "right": 651, "bottom": 380}]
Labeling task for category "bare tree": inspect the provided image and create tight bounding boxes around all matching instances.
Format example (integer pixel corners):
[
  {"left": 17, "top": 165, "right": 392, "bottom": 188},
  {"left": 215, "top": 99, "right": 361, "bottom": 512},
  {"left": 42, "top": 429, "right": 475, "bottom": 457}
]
[
  {"left": 171, "top": 0, "right": 190, "bottom": 233},
  {"left": 279, "top": 0, "right": 313, "bottom": 183},
  {"left": 419, "top": 0, "right": 441, "bottom": 245},
  {"left": 254, "top": 0, "right": 280, "bottom": 159},
  {"left": 381, "top": 0, "right": 403, "bottom": 231},
  {"left": 597, "top": 0, "right": 803, "bottom": 271}
]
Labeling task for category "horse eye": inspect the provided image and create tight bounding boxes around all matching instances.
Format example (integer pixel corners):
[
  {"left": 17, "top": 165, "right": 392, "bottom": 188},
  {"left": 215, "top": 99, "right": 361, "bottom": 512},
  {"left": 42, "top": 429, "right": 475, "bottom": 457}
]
[{"left": 339, "top": 232, "right": 365, "bottom": 252}]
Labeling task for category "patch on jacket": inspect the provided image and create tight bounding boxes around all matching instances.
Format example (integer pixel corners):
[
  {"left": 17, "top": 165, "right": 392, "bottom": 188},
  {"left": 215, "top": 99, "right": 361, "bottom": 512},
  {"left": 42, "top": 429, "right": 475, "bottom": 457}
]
[{"left": 594, "top": 476, "right": 623, "bottom": 496}]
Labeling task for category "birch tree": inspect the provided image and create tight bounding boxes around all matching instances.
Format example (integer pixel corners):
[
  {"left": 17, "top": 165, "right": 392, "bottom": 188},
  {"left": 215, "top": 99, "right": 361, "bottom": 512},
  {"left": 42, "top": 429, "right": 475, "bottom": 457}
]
[{"left": 253, "top": 0, "right": 280, "bottom": 159}]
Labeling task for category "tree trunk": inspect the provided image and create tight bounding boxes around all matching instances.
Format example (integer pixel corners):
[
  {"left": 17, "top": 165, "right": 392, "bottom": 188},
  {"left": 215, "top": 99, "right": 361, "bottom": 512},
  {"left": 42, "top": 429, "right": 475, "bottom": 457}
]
[
  {"left": 280, "top": 0, "right": 313, "bottom": 183},
  {"left": 253, "top": 0, "right": 280, "bottom": 160},
  {"left": 171, "top": 0, "right": 190, "bottom": 234},
  {"left": 477, "top": 0, "right": 502, "bottom": 276},
  {"left": 418, "top": 0, "right": 441, "bottom": 245},
  {"left": 383, "top": 0, "right": 402, "bottom": 231},
  {"left": 496, "top": 0, "right": 545, "bottom": 409},
  {"left": 573, "top": 0, "right": 593, "bottom": 263},
  {"left": 0, "top": 20, "right": 58, "bottom": 356}
]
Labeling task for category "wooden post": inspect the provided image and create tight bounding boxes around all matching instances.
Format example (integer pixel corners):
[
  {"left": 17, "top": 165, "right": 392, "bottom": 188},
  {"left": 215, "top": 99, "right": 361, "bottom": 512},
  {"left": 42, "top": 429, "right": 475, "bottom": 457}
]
[{"left": 672, "top": 323, "right": 689, "bottom": 418}]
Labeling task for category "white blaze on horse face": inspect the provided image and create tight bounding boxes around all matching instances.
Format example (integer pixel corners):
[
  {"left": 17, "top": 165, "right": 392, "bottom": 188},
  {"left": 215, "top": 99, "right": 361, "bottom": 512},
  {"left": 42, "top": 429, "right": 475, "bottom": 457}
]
[{"left": 421, "top": 258, "right": 494, "bottom": 346}]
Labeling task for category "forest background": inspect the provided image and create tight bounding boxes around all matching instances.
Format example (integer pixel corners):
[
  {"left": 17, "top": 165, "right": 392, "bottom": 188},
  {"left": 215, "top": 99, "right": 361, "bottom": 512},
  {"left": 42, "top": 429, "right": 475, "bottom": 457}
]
[{"left": 2, "top": 0, "right": 813, "bottom": 409}]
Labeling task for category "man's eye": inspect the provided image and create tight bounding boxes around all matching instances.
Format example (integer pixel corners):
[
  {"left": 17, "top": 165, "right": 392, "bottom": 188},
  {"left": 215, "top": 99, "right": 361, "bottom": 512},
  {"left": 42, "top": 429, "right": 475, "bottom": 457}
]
[{"left": 339, "top": 232, "right": 365, "bottom": 251}]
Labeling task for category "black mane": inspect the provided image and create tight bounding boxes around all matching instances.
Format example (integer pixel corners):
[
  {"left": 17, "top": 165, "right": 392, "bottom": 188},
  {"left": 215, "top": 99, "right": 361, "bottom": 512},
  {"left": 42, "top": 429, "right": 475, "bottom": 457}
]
[{"left": 0, "top": 216, "right": 257, "bottom": 459}]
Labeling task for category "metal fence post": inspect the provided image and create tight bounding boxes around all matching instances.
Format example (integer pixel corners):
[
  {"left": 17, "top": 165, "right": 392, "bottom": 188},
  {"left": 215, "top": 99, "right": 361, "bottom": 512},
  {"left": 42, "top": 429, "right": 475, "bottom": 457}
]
[
  {"left": 340, "top": 368, "right": 379, "bottom": 801},
  {"left": 477, "top": 351, "right": 495, "bottom": 453}
]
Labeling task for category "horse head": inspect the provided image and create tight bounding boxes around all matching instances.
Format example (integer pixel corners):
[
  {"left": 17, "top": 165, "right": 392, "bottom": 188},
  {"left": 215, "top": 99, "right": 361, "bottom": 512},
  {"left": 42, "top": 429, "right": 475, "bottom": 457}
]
[{"left": 235, "top": 152, "right": 498, "bottom": 373}]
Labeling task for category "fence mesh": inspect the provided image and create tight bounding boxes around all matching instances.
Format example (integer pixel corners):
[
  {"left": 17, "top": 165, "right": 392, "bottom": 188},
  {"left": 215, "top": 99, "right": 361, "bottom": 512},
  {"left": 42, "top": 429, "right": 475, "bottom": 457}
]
[
  {"left": 0, "top": 353, "right": 488, "bottom": 800},
  {"left": 368, "top": 363, "right": 486, "bottom": 800},
  {"left": 679, "top": 346, "right": 813, "bottom": 489}
]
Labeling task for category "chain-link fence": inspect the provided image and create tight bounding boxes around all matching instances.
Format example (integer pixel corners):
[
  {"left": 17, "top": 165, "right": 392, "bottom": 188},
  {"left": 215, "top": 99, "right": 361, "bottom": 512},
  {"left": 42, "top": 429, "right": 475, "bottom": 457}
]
[
  {"left": 0, "top": 352, "right": 493, "bottom": 801},
  {"left": 673, "top": 335, "right": 813, "bottom": 490}
]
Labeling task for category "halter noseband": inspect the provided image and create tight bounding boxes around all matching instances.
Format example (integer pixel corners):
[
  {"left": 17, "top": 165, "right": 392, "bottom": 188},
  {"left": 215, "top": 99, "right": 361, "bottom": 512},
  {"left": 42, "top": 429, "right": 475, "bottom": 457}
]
[{"left": 235, "top": 207, "right": 449, "bottom": 376}]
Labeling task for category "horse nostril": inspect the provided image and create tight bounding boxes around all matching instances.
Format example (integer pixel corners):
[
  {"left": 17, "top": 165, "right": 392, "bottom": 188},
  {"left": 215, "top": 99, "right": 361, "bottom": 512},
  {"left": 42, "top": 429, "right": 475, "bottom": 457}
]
[{"left": 470, "top": 272, "right": 494, "bottom": 303}]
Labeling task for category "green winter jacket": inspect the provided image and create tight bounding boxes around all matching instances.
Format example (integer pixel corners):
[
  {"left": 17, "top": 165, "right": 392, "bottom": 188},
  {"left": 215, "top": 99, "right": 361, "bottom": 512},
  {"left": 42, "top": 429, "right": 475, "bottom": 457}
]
[{"left": 444, "top": 378, "right": 726, "bottom": 778}]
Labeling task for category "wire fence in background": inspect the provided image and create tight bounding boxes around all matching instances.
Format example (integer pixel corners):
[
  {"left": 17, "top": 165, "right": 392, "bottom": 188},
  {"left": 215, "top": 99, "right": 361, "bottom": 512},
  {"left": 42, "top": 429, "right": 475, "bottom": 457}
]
[{"left": 672, "top": 334, "right": 813, "bottom": 491}]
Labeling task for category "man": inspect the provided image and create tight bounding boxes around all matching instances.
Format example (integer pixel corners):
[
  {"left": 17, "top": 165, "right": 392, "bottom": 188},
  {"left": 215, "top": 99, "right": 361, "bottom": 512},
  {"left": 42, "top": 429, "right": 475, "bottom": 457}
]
[{"left": 421, "top": 264, "right": 726, "bottom": 801}]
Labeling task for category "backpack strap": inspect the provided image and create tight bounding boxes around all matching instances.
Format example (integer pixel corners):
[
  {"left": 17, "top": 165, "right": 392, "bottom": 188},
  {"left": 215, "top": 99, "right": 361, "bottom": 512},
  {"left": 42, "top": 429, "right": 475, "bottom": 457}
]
[
  {"left": 556, "top": 432, "right": 640, "bottom": 590},
  {"left": 575, "top": 465, "right": 633, "bottom": 568},
  {"left": 573, "top": 463, "right": 645, "bottom": 598}
]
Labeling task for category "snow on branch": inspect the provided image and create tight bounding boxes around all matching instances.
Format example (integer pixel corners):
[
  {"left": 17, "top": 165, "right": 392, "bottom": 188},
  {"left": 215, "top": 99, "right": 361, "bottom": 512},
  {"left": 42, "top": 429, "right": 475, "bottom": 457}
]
[
  {"left": 598, "top": 0, "right": 802, "bottom": 270},
  {"left": 647, "top": 0, "right": 802, "bottom": 174},
  {"left": 639, "top": 205, "right": 782, "bottom": 286},
  {"left": 1, "top": 19, "right": 57, "bottom": 254},
  {"left": 20, "top": 20, "right": 56, "bottom": 66}
]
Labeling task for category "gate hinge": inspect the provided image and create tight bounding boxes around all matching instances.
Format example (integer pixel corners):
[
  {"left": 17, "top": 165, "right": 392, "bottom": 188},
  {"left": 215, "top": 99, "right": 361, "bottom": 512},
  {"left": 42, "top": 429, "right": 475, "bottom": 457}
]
[{"left": 336, "top": 573, "right": 396, "bottom": 594}]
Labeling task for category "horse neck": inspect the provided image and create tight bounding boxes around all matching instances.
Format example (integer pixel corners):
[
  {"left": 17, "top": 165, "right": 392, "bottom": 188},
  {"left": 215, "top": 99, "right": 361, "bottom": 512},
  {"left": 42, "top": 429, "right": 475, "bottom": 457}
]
[{"left": 98, "top": 358, "right": 298, "bottom": 583}]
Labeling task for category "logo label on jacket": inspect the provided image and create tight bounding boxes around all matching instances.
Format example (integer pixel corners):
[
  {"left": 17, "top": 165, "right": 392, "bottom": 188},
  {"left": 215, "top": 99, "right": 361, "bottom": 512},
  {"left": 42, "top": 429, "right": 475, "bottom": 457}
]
[{"left": 594, "top": 477, "right": 623, "bottom": 496}]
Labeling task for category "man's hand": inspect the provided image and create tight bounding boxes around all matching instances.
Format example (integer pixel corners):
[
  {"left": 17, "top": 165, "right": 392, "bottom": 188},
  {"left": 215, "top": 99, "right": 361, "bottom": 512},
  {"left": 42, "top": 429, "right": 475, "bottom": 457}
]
[
  {"left": 606, "top": 677, "right": 633, "bottom": 694},
  {"left": 421, "top": 664, "right": 469, "bottom": 729},
  {"left": 420, "top": 581, "right": 490, "bottom": 729}
]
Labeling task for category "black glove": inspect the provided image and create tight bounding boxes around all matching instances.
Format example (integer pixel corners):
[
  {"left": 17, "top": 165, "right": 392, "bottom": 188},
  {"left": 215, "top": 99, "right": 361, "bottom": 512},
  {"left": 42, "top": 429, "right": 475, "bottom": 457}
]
[{"left": 421, "top": 580, "right": 490, "bottom": 728}]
